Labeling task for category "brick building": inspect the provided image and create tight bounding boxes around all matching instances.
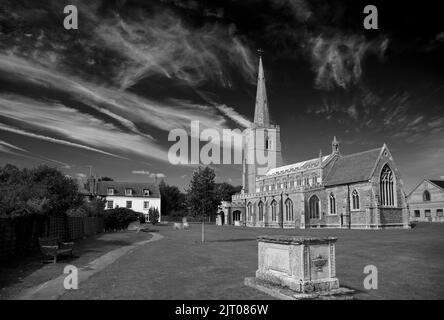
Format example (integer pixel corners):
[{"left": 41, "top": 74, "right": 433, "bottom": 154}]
[
  {"left": 218, "top": 56, "right": 409, "bottom": 229},
  {"left": 407, "top": 179, "right": 444, "bottom": 222}
]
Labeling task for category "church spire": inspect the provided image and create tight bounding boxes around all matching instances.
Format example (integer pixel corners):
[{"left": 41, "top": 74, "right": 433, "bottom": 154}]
[{"left": 253, "top": 52, "right": 270, "bottom": 127}]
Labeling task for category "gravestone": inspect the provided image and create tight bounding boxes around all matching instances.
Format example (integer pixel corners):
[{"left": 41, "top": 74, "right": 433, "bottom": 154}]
[{"left": 245, "top": 235, "right": 354, "bottom": 299}]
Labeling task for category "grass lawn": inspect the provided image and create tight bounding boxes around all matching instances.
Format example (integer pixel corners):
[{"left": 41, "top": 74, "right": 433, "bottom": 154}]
[{"left": 60, "top": 222, "right": 444, "bottom": 300}]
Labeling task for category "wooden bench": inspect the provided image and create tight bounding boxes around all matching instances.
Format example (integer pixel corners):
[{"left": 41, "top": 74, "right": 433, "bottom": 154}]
[{"left": 38, "top": 237, "right": 74, "bottom": 263}]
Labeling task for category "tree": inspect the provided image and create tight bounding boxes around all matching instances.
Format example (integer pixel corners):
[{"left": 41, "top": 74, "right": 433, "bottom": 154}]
[
  {"left": 98, "top": 176, "right": 114, "bottom": 181},
  {"left": 186, "top": 167, "right": 219, "bottom": 242},
  {"left": 215, "top": 182, "right": 242, "bottom": 202},
  {"left": 148, "top": 207, "right": 160, "bottom": 225},
  {"left": 159, "top": 180, "right": 186, "bottom": 217}
]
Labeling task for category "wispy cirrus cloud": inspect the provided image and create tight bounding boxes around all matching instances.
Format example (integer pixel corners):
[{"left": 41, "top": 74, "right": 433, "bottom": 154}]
[
  {"left": 309, "top": 35, "right": 388, "bottom": 90},
  {"left": 0, "top": 95, "right": 171, "bottom": 162}
]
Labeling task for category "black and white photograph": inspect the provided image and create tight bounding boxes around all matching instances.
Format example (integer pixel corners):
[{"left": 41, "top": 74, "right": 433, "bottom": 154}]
[{"left": 0, "top": 0, "right": 443, "bottom": 307}]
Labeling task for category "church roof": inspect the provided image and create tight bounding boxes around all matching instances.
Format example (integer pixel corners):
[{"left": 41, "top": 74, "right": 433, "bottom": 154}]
[
  {"left": 324, "top": 147, "right": 382, "bottom": 186},
  {"left": 267, "top": 155, "right": 330, "bottom": 175}
]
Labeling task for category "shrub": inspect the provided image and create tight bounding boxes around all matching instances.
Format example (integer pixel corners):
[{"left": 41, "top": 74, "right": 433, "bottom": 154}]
[
  {"left": 103, "top": 208, "right": 142, "bottom": 231},
  {"left": 148, "top": 207, "right": 160, "bottom": 225}
]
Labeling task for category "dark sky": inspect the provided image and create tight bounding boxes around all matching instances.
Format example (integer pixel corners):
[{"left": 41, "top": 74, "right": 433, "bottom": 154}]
[{"left": 0, "top": 0, "right": 443, "bottom": 192}]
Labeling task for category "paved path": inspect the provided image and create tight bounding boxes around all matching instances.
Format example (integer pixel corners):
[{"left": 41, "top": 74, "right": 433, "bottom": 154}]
[{"left": 15, "top": 233, "right": 163, "bottom": 300}]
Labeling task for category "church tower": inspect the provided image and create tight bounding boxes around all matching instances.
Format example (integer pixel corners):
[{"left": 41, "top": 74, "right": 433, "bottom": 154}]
[{"left": 242, "top": 54, "right": 282, "bottom": 193}]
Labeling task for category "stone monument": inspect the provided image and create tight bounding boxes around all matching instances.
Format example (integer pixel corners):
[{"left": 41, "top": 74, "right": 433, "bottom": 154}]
[{"left": 245, "top": 235, "right": 354, "bottom": 299}]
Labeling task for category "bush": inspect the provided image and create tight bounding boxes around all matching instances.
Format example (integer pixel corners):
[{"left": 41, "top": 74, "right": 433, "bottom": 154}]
[
  {"left": 103, "top": 208, "right": 143, "bottom": 231},
  {"left": 148, "top": 207, "right": 160, "bottom": 225}
]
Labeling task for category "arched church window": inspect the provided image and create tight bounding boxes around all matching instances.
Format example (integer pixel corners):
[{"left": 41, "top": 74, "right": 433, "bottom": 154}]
[
  {"left": 423, "top": 190, "right": 431, "bottom": 202},
  {"left": 247, "top": 202, "right": 252, "bottom": 221},
  {"left": 312, "top": 175, "right": 317, "bottom": 185},
  {"left": 297, "top": 177, "right": 301, "bottom": 186},
  {"left": 309, "top": 195, "right": 320, "bottom": 219},
  {"left": 258, "top": 201, "right": 264, "bottom": 221},
  {"left": 271, "top": 200, "right": 277, "bottom": 221},
  {"left": 352, "top": 189, "right": 360, "bottom": 210},
  {"left": 329, "top": 193, "right": 336, "bottom": 214},
  {"left": 380, "top": 164, "right": 395, "bottom": 206},
  {"left": 285, "top": 198, "right": 293, "bottom": 221}
]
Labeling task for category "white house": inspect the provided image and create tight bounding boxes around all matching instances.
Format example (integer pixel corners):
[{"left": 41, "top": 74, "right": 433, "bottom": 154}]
[{"left": 96, "top": 181, "right": 161, "bottom": 222}]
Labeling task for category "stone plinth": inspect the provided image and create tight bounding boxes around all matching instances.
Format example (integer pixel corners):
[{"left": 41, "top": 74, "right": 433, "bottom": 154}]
[{"left": 255, "top": 235, "right": 339, "bottom": 293}]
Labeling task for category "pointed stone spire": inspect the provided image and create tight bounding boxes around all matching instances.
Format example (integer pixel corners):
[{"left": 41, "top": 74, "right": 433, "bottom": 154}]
[{"left": 254, "top": 53, "right": 270, "bottom": 126}]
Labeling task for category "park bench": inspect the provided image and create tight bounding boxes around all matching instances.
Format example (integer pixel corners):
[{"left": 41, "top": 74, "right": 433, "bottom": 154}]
[{"left": 38, "top": 237, "right": 74, "bottom": 263}]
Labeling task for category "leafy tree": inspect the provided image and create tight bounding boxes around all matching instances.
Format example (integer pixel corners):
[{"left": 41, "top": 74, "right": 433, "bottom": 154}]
[
  {"left": 215, "top": 182, "right": 242, "bottom": 202},
  {"left": 159, "top": 180, "right": 186, "bottom": 217},
  {"left": 186, "top": 166, "right": 219, "bottom": 220},
  {"left": 98, "top": 176, "right": 114, "bottom": 181},
  {"left": 148, "top": 207, "right": 160, "bottom": 225}
]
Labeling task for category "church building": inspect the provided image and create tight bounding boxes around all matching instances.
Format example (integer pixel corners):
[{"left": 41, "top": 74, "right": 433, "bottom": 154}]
[{"left": 218, "top": 56, "right": 410, "bottom": 229}]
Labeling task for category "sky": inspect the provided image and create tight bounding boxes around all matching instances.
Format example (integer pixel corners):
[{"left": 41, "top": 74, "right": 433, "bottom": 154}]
[{"left": 0, "top": 0, "right": 443, "bottom": 192}]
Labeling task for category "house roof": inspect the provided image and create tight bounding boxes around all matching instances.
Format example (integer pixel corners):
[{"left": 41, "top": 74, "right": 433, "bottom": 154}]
[
  {"left": 429, "top": 180, "right": 444, "bottom": 191},
  {"left": 96, "top": 181, "right": 160, "bottom": 198},
  {"left": 324, "top": 147, "right": 382, "bottom": 186}
]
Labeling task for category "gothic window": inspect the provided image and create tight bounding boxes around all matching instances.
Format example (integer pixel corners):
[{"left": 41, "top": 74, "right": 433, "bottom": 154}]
[
  {"left": 285, "top": 198, "right": 293, "bottom": 221},
  {"left": 297, "top": 177, "right": 302, "bottom": 186},
  {"left": 423, "top": 190, "right": 431, "bottom": 202},
  {"left": 271, "top": 200, "right": 277, "bottom": 221},
  {"left": 304, "top": 177, "right": 310, "bottom": 186},
  {"left": 380, "top": 164, "right": 395, "bottom": 206},
  {"left": 312, "top": 175, "right": 317, "bottom": 185},
  {"left": 329, "top": 193, "right": 336, "bottom": 214},
  {"left": 352, "top": 189, "right": 360, "bottom": 210},
  {"left": 258, "top": 201, "right": 264, "bottom": 221},
  {"left": 247, "top": 202, "right": 252, "bottom": 221},
  {"left": 309, "top": 195, "right": 320, "bottom": 219}
]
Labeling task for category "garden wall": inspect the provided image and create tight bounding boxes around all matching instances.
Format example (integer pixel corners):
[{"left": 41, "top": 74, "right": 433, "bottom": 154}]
[{"left": 0, "top": 215, "right": 104, "bottom": 263}]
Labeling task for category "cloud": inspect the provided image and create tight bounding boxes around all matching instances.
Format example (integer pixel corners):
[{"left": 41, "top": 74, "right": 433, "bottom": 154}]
[
  {"left": 0, "top": 95, "right": 173, "bottom": 162},
  {"left": 309, "top": 35, "right": 388, "bottom": 90},
  {"left": 89, "top": 6, "right": 256, "bottom": 89},
  {"left": 215, "top": 105, "right": 251, "bottom": 128}
]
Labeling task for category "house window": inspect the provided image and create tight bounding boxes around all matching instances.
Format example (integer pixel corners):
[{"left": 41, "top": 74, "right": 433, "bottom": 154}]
[
  {"left": 414, "top": 210, "right": 420, "bottom": 218},
  {"left": 423, "top": 190, "right": 431, "bottom": 202},
  {"left": 271, "top": 200, "right": 277, "bottom": 221},
  {"left": 437, "top": 209, "right": 443, "bottom": 217},
  {"left": 143, "top": 201, "right": 149, "bottom": 210},
  {"left": 258, "top": 201, "right": 264, "bottom": 221},
  {"left": 143, "top": 189, "right": 150, "bottom": 196},
  {"left": 106, "top": 201, "right": 113, "bottom": 209},
  {"left": 285, "top": 198, "right": 293, "bottom": 221},
  {"left": 380, "top": 165, "right": 395, "bottom": 206},
  {"left": 126, "top": 201, "right": 132, "bottom": 209},
  {"left": 425, "top": 210, "right": 431, "bottom": 217},
  {"left": 352, "top": 189, "right": 360, "bottom": 210},
  {"left": 309, "top": 195, "right": 320, "bottom": 219},
  {"left": 125, "top": 188, "right": 133, "bottom": 196},
  {"left": 329, "top": 193, "right": 336, "bottom": 214},
  {"left": 107, "top": 187, "right": 114, "bottom": 195}
]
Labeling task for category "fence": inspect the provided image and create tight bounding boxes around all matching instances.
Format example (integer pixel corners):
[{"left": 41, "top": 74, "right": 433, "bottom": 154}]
[{"left": 0, "top": 215, "right": 104, "bottom": 263}]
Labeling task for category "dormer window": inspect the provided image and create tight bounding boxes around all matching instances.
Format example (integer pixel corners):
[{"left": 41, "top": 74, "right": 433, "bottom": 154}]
[
  {"left": 125, "top": 188, "right": 133, "bottom": 196},
  {"left": 107, "top": 187, "right": 114, "bottom": 195},
  {"left": 143, "top": 189, "right": 150, "bottom": 196}
]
